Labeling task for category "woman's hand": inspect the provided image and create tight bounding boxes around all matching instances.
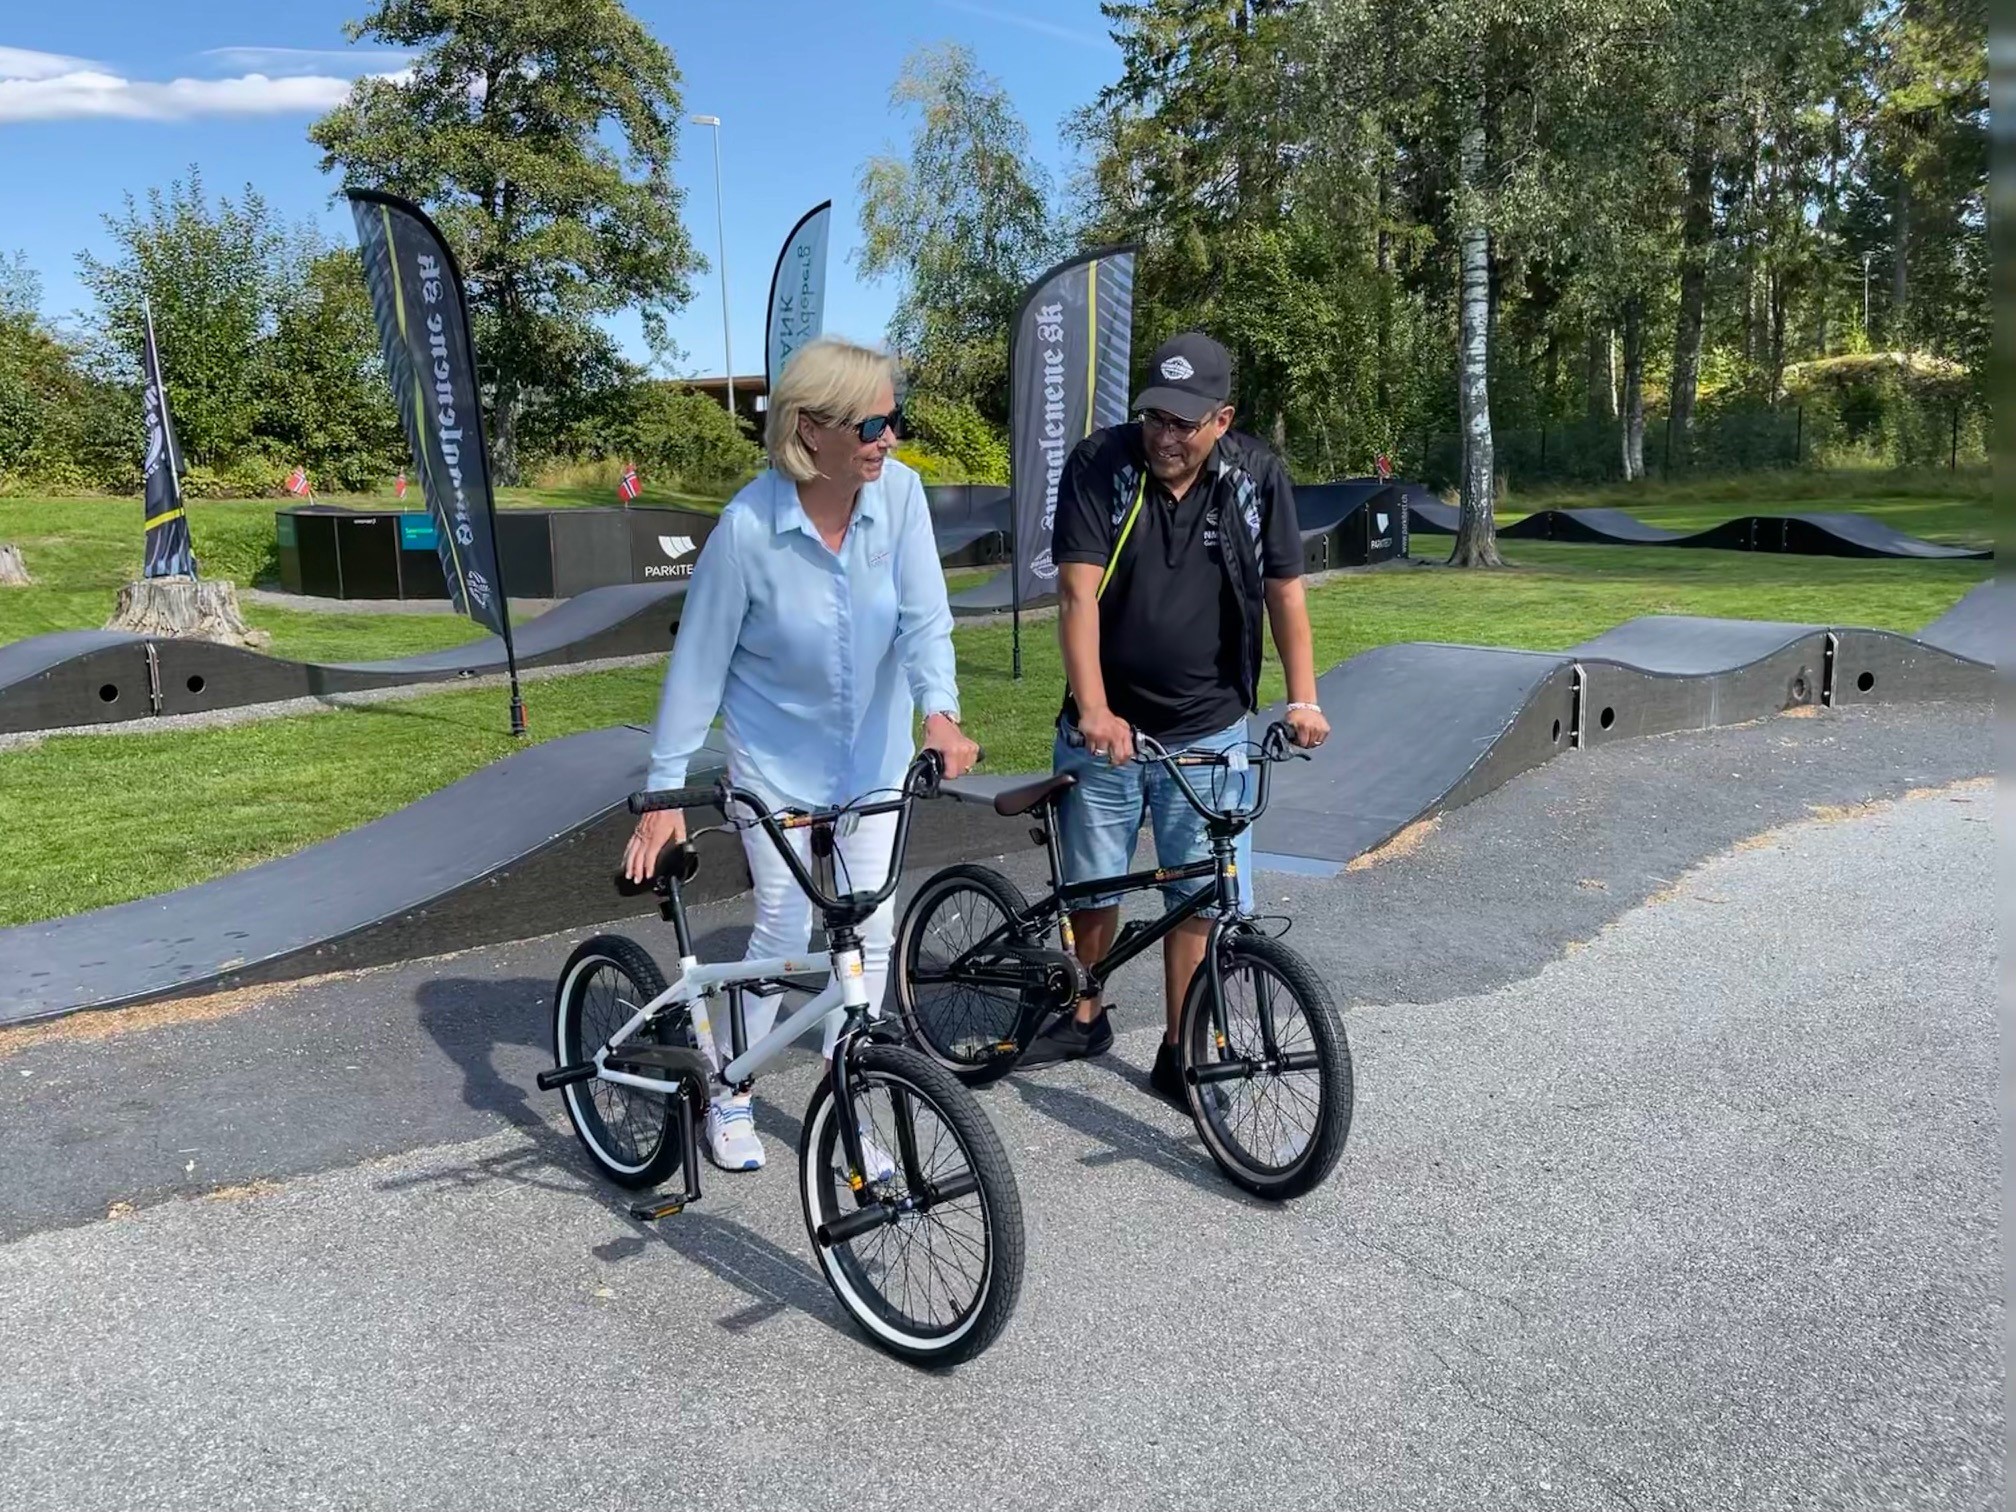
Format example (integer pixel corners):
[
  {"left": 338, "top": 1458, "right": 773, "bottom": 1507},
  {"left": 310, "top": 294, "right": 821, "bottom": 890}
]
[
  {"left": 622, "top": 808, "right": 686, "bottom": 884},
  {"left": 923, "top": 712, "right": 981, "bottom": 781}
]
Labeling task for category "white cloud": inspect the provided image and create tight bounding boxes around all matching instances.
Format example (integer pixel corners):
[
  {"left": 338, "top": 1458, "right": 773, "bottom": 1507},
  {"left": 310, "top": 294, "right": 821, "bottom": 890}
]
[
  {"left": 0, "top": 44, "right": 400, "bottom": 124},
  {"left": 201, "top": 45, "right": 415, "bottom": 77},
  {"left": 0, "top": 46, "right": 95, "bottom": 80}
]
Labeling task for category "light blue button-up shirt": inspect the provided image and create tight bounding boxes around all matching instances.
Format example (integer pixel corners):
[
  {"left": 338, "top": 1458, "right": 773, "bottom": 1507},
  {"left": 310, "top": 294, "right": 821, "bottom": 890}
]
[{"left": 644, "top": 458, "right": 961, "bottom": 809}]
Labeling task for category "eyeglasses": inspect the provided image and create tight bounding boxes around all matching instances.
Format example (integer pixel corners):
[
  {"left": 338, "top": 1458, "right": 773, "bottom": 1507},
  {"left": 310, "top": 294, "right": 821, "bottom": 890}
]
[
  {"left": 1137, "top": 409, "right": 1211, "bottom": 437},
  {"left": 824, "top": 407, "right": 904, "bottom": 443}
]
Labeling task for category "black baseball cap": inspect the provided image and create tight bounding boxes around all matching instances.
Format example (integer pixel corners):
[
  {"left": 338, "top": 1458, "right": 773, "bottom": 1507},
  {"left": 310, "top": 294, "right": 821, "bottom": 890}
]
[{"left": 1132, "top": 331, "right": 1233, "bottom": 424}]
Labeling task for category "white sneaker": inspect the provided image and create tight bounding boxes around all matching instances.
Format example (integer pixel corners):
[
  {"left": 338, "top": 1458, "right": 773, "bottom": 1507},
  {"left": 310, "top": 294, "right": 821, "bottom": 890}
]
[{"left": 704, "top": 1096, "right": 764, "bottom": 1172}]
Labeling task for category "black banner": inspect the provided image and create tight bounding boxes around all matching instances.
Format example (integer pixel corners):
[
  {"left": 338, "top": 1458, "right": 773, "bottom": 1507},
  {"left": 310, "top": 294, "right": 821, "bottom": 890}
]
[
  {"left": 348, "top": 190, "right": 510, "bottom": 638},
  {"left": 140, "top": 302, "right": 195, "bottom": 579},
  {"left": 1009, "top": 247, "right": 1136, "bottom": 608}
]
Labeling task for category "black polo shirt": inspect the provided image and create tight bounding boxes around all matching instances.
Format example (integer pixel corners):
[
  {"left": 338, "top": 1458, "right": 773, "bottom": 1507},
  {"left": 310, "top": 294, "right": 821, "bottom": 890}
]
[{"left": 1052, "top": 424, "right": 1302, "bottom": 743}]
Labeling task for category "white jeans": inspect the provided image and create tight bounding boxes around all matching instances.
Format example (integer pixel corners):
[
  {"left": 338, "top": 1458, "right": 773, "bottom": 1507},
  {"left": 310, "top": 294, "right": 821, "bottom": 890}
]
[{"left": 712, "top": 809, "right": 899, "bottom": 1083}]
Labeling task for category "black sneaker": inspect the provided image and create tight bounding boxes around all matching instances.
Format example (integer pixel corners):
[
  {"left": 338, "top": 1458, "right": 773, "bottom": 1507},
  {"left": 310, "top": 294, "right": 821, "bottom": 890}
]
[
  {"left": 1020, "top": 1008, "right": 1114, "bottom": 1066},
  {"left": 1150, "top": 1040, "right": 1188, "bottom": 1106}
]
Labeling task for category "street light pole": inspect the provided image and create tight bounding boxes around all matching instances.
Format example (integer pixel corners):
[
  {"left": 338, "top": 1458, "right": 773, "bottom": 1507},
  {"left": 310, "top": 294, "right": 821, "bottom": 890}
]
[{"left": 692, "top": 114, "right": 734, "bottom": 420}]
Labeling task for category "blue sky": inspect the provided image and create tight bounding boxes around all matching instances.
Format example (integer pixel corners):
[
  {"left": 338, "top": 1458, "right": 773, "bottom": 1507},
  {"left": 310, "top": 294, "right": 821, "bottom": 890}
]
[{"left": 1, "top": 0, "right": 1121, "bottom": 377}]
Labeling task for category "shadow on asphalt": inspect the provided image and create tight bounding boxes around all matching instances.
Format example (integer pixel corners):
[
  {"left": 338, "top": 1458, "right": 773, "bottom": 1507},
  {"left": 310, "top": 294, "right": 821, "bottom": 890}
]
[
  {"left": 1004, "top": 1055, "right": 1273, "bottom": 1211},
  {"left": 407, "top": 971, "right": 856, "bottom": 1350}
]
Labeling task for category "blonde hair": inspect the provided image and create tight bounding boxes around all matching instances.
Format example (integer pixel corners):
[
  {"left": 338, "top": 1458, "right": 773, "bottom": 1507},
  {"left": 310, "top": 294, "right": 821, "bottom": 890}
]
[{"left": 765, "top": 336, "right": 900, "bottom": 482}]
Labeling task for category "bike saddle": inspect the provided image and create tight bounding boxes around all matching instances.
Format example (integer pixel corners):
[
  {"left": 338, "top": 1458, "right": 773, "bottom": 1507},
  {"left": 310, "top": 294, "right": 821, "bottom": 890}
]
[
  {"left": 612, "top": 840, "right": 702, "bottom": 897},
  {"left": 991, "top": 771, "right": 1077, "bottom": 818}
]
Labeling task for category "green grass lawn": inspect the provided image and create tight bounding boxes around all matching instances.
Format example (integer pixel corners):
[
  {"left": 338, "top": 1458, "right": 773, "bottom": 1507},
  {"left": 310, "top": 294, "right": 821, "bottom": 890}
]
[
  {"left": 0, "top": 521, "right": 1986, "bottom": 928},
  {"left": 0, "top": 486, "right": 728, "bottom": 658},
  {"left": 0, "top": 497, "right": 491, "bottom": 657}
]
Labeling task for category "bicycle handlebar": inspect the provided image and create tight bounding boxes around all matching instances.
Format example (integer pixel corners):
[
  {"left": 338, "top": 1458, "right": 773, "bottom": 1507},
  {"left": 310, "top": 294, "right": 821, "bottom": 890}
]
[
  {"left": 628, "top": 785, "right": 721, "bottom": 816},
  {"left": 1064, "top": 718, "right": 1310, "bottom": 827},
  {"left": 625, "top": 747, "right": 973, "bottom": 916}
]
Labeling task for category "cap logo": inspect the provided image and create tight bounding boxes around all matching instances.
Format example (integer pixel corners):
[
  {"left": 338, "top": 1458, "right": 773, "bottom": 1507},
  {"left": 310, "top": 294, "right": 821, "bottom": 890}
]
[{"left": 1160, "top": 355, "right": 1195, "bottom": 381}]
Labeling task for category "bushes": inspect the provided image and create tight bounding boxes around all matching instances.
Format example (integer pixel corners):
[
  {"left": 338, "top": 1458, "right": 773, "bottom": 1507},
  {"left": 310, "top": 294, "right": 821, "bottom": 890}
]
[
  {"left": 1783, "top": 353, "right": 1982, "bottom": 469},
  {"left": 899, "top": 394, "right": 1008, "bottom": 483},
  {"left": 631, "top": 386, "right": 764, "bottom": 489}
]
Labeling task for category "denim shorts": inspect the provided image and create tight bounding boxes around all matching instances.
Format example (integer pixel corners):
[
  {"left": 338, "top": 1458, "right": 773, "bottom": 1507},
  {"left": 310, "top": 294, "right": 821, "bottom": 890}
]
[{"left": 1052, "top": 716, "right": 1255, "bottom": 911}]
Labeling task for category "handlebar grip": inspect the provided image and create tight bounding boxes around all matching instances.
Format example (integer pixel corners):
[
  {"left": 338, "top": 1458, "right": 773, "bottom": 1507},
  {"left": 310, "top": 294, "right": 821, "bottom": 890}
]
[
  {"left": 612, "top": 870, "right": 652, "bottom": 898},
  {"left": 1062, "top": 724, "right": 1139, "bottom": 754},
  {"left": 627, "top": 785, "right": 720, "bottom": 816}
]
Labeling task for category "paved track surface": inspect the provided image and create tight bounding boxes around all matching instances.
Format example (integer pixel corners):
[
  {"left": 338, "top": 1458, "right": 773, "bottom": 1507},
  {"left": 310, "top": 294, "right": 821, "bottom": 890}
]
[{"left": 0, "top": 704, "right": 1997, "bottom": 1511}]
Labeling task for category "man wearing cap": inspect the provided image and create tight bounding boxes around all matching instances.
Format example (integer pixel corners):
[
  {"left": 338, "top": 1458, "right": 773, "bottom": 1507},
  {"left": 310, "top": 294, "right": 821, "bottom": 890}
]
[{"left": 1026, "top": 331, "right": 1329, "bottom": 1097}]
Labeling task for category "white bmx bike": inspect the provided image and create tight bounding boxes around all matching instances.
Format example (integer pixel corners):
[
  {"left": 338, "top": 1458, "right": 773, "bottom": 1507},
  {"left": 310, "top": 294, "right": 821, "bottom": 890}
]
[{"left": 539, "top": 751, "right": 1024, "bottom": 1366}]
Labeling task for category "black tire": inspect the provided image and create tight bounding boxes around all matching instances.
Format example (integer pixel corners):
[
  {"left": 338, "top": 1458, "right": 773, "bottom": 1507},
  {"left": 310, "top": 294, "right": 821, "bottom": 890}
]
[
  {"left": 799, "top": 1044, "right": 1025, "bottom": 1366},
  {"left": 894, "top": 864, "right": 1040, "bottom": 1087},
  {"left": 554, "top": 934, "right": 688, "bottom": 1190},
  {"left": 1179, "top": 933, "right": 1352, "bottom": 1200}
]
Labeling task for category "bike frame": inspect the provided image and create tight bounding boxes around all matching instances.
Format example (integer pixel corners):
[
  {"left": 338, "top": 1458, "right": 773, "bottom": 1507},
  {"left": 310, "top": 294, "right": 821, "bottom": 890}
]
[
  {"left": 922, "top": 725, "right": 1303, "bottom": 1062},
  {"left": 581, "top": 755, "right": 946, "bottom": 1194}
]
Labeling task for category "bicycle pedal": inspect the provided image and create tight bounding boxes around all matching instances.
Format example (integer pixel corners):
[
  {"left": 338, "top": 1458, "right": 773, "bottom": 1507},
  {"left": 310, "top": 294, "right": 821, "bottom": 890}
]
[{"left": 628, "top": 1197, "right": 689, "bottom": 1222}]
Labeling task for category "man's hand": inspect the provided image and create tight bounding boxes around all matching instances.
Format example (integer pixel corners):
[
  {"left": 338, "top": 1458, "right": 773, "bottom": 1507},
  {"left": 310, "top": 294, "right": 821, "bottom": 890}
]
[
  {"left": 1076, "top": 707, "right": 1135, "bottom": 766},
  {"left": 622, "top": 808, "right": 686, "bottom": 884},
  {"left": 1285, "top": 704, "right": 1330, "bottom": 749},
  {"left": 923, "top": 712, "right": 981, "bottom": 780}
]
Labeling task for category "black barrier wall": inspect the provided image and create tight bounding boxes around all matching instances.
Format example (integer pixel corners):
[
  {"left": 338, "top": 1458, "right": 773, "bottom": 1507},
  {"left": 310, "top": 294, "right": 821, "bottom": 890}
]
[{"left": 277, "top": 488, "right": 1012, "bottom": 603}]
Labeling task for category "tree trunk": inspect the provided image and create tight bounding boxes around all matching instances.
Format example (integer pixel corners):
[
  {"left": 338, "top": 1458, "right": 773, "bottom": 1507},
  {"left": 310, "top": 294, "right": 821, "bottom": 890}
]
[
  {"left": 1620, "top": 297, "right": 1646, "bottom": 481},
  {"left": 0, "top": 544, "right": 29, "bottom": 586},
  {"left": 1450, "top": 97, "right": 1502, "bottom": 568},
  {"left": 491, "top": 381, "right": 522, "bottom": 488},
  {"left": 1585, "top": 326, "right": 1615, "bottom": 421},
  {"left": 1890, "top": 169, "right": 1911, "bottom": 336},
  {"left": 105, "top": 576, "right": 270, "bottom": 648},
  {"left": 1669, "top": 116, "right": 1715, "bottom": 457},
  {"left": 1740, "top": 119, "right": 1761, "bottom": 368},
  {"left": 1768, "top": 269, "right": 1788, "bottom": 400}
]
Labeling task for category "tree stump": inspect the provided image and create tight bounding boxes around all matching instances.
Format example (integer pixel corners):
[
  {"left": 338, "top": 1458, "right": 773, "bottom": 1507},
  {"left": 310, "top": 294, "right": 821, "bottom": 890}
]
[
  {"left": 105, "top": 576, "right": 271, "bottom": 648},
  {"left": 0, "top": 544, "right": 29, "bottom": 586}
]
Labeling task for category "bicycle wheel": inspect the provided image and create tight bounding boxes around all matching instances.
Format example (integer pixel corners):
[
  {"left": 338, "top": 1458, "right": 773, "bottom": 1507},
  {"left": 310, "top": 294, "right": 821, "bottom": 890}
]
[
  {"left": 799, "top": 1044, "right": 1025, "bottom": 1366},
  {"left": 1179, "top": 933, "right": 1352, "bottom": 1200},
  {"left": 554, "top": 934, "right": 688, "bottom": 1190},
  {"left": 894, "top": 864, "right": 1040, "bottom": 1087}
]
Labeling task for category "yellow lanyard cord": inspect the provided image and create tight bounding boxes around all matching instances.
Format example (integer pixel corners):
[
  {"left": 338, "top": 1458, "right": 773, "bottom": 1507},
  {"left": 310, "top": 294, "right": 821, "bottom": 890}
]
[{"left": 1096, "top": 473, "right": 1149, "bottom": 600}]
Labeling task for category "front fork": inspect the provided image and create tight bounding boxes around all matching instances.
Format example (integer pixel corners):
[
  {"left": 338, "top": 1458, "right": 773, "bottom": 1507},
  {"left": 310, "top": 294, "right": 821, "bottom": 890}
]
[{"left": 1203, "top": 842, "right": 1281, "bottom": 1063}]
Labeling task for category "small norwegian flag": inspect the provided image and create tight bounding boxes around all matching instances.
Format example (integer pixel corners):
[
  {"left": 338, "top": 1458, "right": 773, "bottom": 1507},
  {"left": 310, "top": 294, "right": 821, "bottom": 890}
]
[
  {"left": 394, "top": 472, "right": 408, "bottom": 500},
  {"left": 617, "top": 464, "right": 642, "bottom": 503},
  {"left": 1374, "top": 453, "right": 1393, "bottom": 481},
  {"left": 285, "top": 466, "right": 311, "bottom": 497}
]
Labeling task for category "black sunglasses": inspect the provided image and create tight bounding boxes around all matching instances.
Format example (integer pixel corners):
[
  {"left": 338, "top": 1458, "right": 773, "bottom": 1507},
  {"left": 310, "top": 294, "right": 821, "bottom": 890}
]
[
  {"left": 1137, "top": 408, "right": 1212, "bottom": 436},
  {"left": 826, "top": 406, "right": 903, "bottom": 443}
]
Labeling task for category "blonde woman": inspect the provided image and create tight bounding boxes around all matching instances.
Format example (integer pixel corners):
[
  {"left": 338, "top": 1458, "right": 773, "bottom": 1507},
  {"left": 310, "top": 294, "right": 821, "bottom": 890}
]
[{"left": 622, "top": 336, "right": 980, "bottom": 1171}]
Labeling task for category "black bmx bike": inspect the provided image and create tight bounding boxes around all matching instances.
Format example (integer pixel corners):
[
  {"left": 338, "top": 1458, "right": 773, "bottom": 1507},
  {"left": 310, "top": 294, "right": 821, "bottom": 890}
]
[{"left": 892, "top": 721, "right": 1353, "bottom": 1200}]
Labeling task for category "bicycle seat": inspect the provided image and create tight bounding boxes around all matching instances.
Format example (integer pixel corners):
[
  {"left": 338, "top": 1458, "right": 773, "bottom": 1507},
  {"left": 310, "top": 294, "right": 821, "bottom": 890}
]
[
  {"left": 655, "top": 841, "right": 702, "bottom": 886},
  {"left": 992, "top": 772, "right": 1076, "bottom": 818}
]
